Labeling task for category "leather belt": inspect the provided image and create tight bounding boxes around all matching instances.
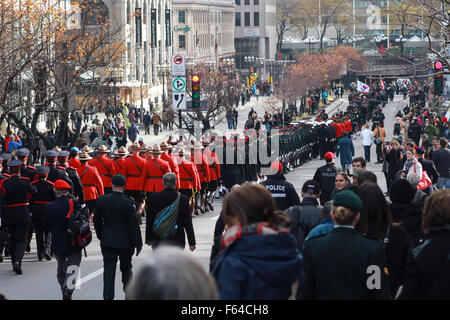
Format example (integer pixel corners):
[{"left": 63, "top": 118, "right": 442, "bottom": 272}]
[
  {"left": 100, "top": 174, "right": 112, "bottom": 177},
  {"left": 83, "top": 184, "right": 94, "bottom": 187},
  {"left": 146, "top": 176, "right": 163, "bottom": 179},
  {"left": 128, "top": 174, "right": 141, "bottom": 178},
  {"left": 181, "top": 178, "right": 193, "bottom": 181}
]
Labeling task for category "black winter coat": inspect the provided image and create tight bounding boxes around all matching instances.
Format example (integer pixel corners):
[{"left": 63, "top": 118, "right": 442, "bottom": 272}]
[
  {"left": 390, "top": 202, "right": 425, "bottom": 246},
  {"left": 262, "top": 173, "right": 300, "bottom": 211},
  {"left": 400, "top": 227, "right": 450, "bottom": 300},
  {"left": 145, "top": 189, "right": 195, "bottom": 249}
]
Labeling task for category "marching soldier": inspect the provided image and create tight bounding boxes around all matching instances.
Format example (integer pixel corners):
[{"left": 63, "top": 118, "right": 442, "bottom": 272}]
[
  {"left": 112, "top": 146, "right": 128, "bottom": 176},
  {"left": 123, "top": 142, "right": 147, "bottom": 210},
  {"left": 160, "top": 142, "right": 180, "bottom": 189},
  {"left": 176, "top": 147, "right": 200, "bottom": 217},
  {"left": 203, "top": 139, "right": 220, "bottom": 212},
  {"left": 45, "top": 150, "right": 72, "bottom": 185},
  {"left": 0, "top": 154, "right": 9, "bottom": 262},
  {"left": 0, "top": 159, "right": 37, "bottom": 274},
  {"left": 141, "top": 145, "right": 171, "bottom": 194},
  {"left": 77, "top": 151, "right": 104, "bottom": 217},
  {"left": 141, "top": 145, "right": 172, "bottom": 218},
  {"left": 30, "top": 166, "right": 55, "bottom": 261},
  {"left": 16, "top": 148, "right": 37, "bottom": 253},
  {"left": 16, "top": 148, "right": 36, "bottom": 180},
  {"left": 0, "top": 153, "right": 12, "bottom": 176},
  {"left": 89, "top": 145, "right": 116, "bottom": 194},
  {"left": 57, "top": 151, "right": 85, "bottom": 204},
  {"left": 192, "top": 141, "right": 210, "bottom": 215},
  {"left": 69, "top": 147, "right": 81, "bottom": 169}
]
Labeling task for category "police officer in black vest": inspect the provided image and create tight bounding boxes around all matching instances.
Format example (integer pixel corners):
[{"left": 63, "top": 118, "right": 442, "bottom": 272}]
[
  {"left": 261, "top": 161, "right": 300, "bottom": 211},
  {"left": 0, "top": 159, "right": 37, "bottom": 274},
  {"left": 313, "top": 152, "right": 338, "bottom": 205}
]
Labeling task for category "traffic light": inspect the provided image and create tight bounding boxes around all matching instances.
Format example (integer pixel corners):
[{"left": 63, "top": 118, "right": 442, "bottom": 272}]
[
  {"left": 192, "top": 75, "right": 200, "bottom": 109},
  {"left": 433, "top": 61, "right": 444, "bottom": 96}
]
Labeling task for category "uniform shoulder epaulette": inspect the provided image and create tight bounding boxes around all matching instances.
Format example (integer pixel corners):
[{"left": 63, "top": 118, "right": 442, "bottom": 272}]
[
  {"left": 68, "top": 166, "right": 76, "bottom": 170},
  {"left": 3, "top": 173, "right": 11, "bottom": 177},
  {"left": 21, "top": 176, "right": 30, "bottom": 180},
  {"left": 28, "top": 165, "right": 36, "bottom": 170},
  {"left": 46, "top": 180, "right": 54, "bottom": 185},
  {"left": 57, "top": 166, "right": 66, "bottom": 170},
  {"left": 30, "top": 180, "right": 39, "bottom": 184}
]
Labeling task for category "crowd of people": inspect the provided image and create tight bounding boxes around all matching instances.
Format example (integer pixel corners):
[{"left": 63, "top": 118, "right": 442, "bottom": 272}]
[{"left": 0, "top": 76, "right": 449, "bottom": 302}]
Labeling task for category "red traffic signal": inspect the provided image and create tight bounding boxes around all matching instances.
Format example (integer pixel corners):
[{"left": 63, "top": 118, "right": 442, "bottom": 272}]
[
  {"left": 192, "top": 75, "right": 200, "bottom": 83},
  {"left": 434, "top": 61, "right": 443, "bottom": 70}
]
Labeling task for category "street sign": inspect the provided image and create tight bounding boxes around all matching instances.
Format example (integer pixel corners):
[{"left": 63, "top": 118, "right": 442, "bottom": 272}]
[
  {"left": 173, "top": 92, "right": 186, "bottom": 110},
  {"left": 172, "top": 77, "right": 186, "bottom": 92},
  {"left": 172, "top": 54, "right": 186, "bottom": 76}
]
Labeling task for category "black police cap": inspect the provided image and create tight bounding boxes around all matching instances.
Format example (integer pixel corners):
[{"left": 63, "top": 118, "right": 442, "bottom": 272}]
[
  {"left": 58, "top": 151, "right": 70, "bottom": 158},
  {"left": 0, "top": 153, "right": 12, "bottom": 161},
  {"left": 36, "top": 166, "right": 50, "bottom": 175},
  {"left": 7, "top": 159, "right": 23, "bottom": 167},
  {"left": 16, "top": 148, "right": 30, "bottom": 157},
  {"left": 112, "top": 174, "right": 127, "bottom": 187},
  {"left": 45, "top": 150, "right": 59, "bottom": 158}
]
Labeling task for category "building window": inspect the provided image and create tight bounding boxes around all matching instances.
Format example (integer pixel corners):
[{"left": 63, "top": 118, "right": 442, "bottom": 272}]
[
  {"left": 235, "top": 12, "right": 241, "bottom": 26},
  {"left": 254, "top": 0, "right": 259, "bottom": 4},
  {"left": 179, "top": 35, "right": 186, "bottom": 49},
  {"left": 254, "top": 12, "right": 259, "bottom": 26},
  {"left": 244, "top": 0, "right": 249, "bottom": 5},
  {"left": 178, "top": 10, "right": 185, "bottom": 23},
  {"left": 235, "top": 0, "right": 240, "bottom": 5},
  {"left": 244, "top": 12, "right": 250, "bottom": 26}
]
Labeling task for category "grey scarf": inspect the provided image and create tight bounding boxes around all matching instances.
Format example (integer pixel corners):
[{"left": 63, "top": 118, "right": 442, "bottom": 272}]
[{"left": 404, "top": 159, "right": 416, "bottom": 172}]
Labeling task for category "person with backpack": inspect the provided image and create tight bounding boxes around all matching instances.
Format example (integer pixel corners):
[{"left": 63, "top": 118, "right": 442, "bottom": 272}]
[
  {"left": 285, "top": 180, "right": 323, "bottom": 251},
  {"left": 44, "top": 179, "right": 87, "bottom": 300},
  {"left": 145, "top": 172, "right": 195, "bottom": 251},
  {"left": 94, "top": 174, "right": 143, "bottom": 300}
]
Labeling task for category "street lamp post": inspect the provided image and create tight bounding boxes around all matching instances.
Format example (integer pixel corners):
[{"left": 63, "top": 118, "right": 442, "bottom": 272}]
[{"left": 157, "top": 63, "right": 170, "bottom": 111}]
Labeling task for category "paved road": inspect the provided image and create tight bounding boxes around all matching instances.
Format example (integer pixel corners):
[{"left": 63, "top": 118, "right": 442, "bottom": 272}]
[{"left": 0, "top": 94, "right": 403, "bottom": 300}]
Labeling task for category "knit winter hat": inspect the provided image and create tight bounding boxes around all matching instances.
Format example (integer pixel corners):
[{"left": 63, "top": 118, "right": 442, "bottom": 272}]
[{"left": 389, "top": 179, "right": 416, "bottom": 204}]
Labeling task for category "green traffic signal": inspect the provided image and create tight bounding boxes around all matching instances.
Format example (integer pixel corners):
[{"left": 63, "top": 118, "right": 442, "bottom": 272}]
[
  {"left": 193, "top": 101, "right": 200, "bottom": 108},
  {"left": 192, "top": 92, "right": 200, "bottom": 99}
]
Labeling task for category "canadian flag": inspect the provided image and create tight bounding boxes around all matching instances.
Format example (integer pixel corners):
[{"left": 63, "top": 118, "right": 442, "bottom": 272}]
[
  {"left": 378, "top": 44, "right": 386, "bottom": 55},
  {"left": 380, "top": 80, "right": 385, "bottom": 90},
  {"left": 357, "top": 80, "right": 370, "bottom": 93}
]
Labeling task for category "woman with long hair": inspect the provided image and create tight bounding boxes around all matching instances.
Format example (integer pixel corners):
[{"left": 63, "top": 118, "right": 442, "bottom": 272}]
[
  {"left": 211, "top": 183, "right": 302, "bottom": 300},
  {"left": 356, "top": 183, "right": 412, "bottom": 297}
]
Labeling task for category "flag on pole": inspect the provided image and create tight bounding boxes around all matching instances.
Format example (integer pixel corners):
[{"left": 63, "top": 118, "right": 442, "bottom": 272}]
[
  {"left": 357, "top": 80, "right": 370, "bottom": 93},
  {"left": 380, "top": 79, "right": 385, "bottom": 90}
]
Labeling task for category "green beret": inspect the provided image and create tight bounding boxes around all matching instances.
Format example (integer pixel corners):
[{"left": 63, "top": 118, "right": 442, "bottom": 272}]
[{"left": 333, "top": 189, "right": 363, "bottom": 212}]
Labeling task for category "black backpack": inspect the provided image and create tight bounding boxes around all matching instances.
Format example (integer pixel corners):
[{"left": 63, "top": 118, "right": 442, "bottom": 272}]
[
  {"left": 65, "top": 198, "right": 92, "bottom": 256},
  {"left": 152, "top": 194, "right": 181, "bottom": 240}
]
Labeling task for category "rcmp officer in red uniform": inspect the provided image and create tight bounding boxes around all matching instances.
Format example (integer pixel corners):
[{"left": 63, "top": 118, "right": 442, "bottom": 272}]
[
  {"left": 160, "top": 142, "right": 180, "bottom": 188},
  {"left": 176, "top": 147, "right": 200, "bottom": 216},
  {"left": 30, "top": 166, "right": 55, "bottom": 261},
  {"left": 112, "top": 146, "right": 128, "bottom": 176},
  {"left": 192, "top": 142, "right": 210, "bottom": 214},
  {"left": 0, "top": 159, "right": 37, "bottom": 274},
  {"left": 204, "top": 140, "right": 221, "bottom": 212},
  {"left": 123, "top": 142, "right": 147, "bottom": 209},
  {"left": 77, "top": 151, "right": 104, "bottom": 217},
  {"left": 89, "top": 145, "right": 116, "bottom": 194}
]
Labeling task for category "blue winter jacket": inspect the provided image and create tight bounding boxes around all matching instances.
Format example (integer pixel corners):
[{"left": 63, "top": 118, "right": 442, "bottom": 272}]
[{"left": 212, "top": 232, "right": 303, "bottom": 300}]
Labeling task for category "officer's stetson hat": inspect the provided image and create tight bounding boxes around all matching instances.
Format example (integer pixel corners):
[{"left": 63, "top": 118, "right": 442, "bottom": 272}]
[
  {"left": 78, "top": 151, "right": 92, "bottom": 161},
  {"left": 152, "top": 145, "right": 163, "bottom": 154},
  {"left": 97, "top": 145, "right": 110, "bottom": 153},
  {"left": 130, "top": 142, "right": 140, "bottom": 150},
  {"left": 115, "top": 146, "right": 128, "bottom": 156},
  {"left": 160, "top": 141, "right": 169, "bottom": 150},
  {"left": 193, "top": 141, "right": 204, "bottom": 150}
]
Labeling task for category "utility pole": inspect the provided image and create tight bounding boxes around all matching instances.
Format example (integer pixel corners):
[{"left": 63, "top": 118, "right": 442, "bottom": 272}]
[
  {"left": 387, "top": 0, "right": 390, "bottom": 49},
  {"left": 353, "top": 0, "right": 356, "bottom": 48}
]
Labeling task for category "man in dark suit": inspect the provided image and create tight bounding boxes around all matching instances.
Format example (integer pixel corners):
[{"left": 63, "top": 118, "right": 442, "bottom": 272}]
[
  {"left": 416, "top": 147, "right": 439, "bottom": 187},
  {"left": 94, "top": 174, "right": 143, "bottom": 300},
  {"left": 44, "top": 180, "right": 84, "bottom": 300},
  {"left": 300, "top": 190, "right": 392, "bottom": 300},
  {"left": 145, "top": 172, "right": 196, "bottom": 251}
]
